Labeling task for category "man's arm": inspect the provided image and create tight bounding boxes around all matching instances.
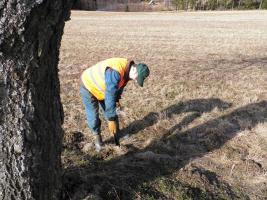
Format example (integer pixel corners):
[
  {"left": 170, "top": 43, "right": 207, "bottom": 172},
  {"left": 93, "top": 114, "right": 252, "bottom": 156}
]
[
  {"left": 116, "top": 87, "right": 124, "bottom": 102},
  {"left": 104, "top": 68, "right": 121, "bottom": 121}
]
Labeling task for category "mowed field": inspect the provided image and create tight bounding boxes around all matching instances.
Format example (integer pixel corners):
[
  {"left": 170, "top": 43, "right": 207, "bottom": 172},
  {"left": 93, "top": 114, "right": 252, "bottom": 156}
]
[{"left": 59, "top": 11, "right": 267, "bottom": 200}]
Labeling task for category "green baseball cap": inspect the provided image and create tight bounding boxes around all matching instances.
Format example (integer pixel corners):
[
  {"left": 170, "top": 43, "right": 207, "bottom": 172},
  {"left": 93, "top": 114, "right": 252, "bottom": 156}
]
[{"left": 137, "top": 63, "right": 150, "bottom": 87}]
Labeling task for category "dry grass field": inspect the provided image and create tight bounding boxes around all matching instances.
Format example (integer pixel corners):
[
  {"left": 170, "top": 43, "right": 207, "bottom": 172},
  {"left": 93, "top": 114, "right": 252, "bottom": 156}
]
[{"left": 59, "top": 10, "right": 267, "bottom": 200}]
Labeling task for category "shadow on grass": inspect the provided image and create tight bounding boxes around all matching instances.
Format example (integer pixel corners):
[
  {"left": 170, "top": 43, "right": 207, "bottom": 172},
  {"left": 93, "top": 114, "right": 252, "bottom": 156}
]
[
  {"left": 119, "top": 98, "right": 232, "bottom": 138},
  {"left": 63, "top": 99, "right": 267, "bottom": 200}
]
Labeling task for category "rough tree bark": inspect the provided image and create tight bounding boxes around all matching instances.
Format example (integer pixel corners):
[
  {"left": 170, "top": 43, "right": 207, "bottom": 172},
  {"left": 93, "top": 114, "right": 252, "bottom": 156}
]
[{"left": 0, "top": 0, "right": 72, "bottom": 199}]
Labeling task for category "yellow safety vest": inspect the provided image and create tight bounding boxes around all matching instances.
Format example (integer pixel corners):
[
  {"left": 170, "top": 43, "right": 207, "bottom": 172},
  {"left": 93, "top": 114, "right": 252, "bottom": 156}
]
[{"left": 81, "top": 58, "right": 129, "bottom": 100}]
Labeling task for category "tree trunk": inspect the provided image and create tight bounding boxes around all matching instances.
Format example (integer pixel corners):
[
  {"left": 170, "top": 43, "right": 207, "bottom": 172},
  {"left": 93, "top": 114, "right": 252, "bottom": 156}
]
[
  {"left": 0, "top": 0, "right": 72, "bottom": 199},
  {"left": 238, "top": 0, "right": 242, "bottom": 8},
  {"left": 259, "top": 0, "right": 263, "bottom": 9}
]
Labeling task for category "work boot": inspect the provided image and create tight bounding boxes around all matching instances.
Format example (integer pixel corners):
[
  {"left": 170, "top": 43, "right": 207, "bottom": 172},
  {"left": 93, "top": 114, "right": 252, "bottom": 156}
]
[{"left": 94, "top": 134, "right": 103, "bottom": 152}]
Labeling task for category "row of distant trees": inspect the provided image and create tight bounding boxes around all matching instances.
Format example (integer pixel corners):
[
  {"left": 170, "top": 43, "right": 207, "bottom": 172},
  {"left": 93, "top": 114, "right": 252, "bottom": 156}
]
[
  {"left": 72, "top": 0, "right": 267, "bottom": 10},
  {"left": 170, "top": 0, "right": 267, "bottom": 10}
]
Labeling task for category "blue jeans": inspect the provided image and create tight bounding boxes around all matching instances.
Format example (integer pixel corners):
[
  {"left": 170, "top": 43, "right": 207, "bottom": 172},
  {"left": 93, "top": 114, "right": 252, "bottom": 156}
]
[{"left": 80, "top": 86, "right": 108, "bottom": 134}]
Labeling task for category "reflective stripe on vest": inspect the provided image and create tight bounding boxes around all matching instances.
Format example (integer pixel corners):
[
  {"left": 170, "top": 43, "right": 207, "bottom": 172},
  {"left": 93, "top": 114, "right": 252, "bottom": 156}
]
[{"left": 81, "top": 58, "right": 128, "bottom": 100}]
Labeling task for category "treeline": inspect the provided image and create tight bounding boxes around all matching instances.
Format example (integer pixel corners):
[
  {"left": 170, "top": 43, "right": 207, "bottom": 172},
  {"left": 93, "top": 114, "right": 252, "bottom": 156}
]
[
  {"left": 171, "top": 0, "right": 267, "bottom": 10},
  {"left": 72, "top": 0, "right": 267, "bottom": 11}
]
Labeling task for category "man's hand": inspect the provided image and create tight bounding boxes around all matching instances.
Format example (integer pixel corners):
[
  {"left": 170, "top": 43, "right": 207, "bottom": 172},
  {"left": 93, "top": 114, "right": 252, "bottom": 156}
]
[
  {"left": 108, "top": 121, "right": 117, "bottom": 135},
  {"left": 108, "top": 120, "right": 120, "bottom": 146},
  {"left": 116, "top": 101, "right": 122, "bottom": 110}
]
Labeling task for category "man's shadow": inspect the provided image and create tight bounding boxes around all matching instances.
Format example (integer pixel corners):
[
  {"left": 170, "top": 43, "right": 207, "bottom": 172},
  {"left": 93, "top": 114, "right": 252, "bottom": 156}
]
[
  {"left": 63, "top": 99, "right": 267, "bottom": 200},
  {"left": 119, "top": 98, "right": 232, "bottom": 139}
]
